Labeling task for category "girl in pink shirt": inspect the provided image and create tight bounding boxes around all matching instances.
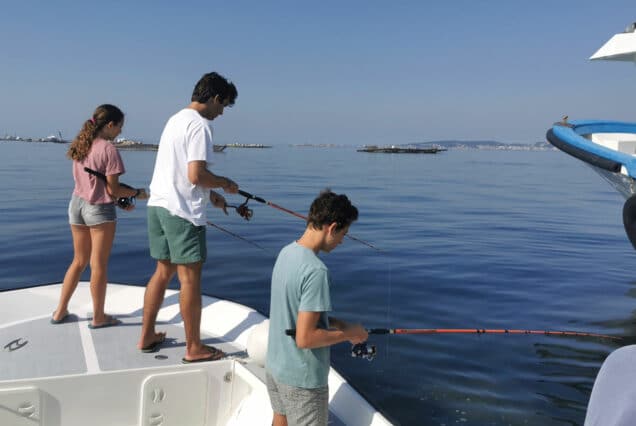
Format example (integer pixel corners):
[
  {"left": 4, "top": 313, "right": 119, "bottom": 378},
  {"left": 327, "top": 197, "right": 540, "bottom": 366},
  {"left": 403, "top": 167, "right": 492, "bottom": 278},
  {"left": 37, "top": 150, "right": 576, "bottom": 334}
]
[{"left": 52, "top": 104, "right": 147, "bottom": 328}]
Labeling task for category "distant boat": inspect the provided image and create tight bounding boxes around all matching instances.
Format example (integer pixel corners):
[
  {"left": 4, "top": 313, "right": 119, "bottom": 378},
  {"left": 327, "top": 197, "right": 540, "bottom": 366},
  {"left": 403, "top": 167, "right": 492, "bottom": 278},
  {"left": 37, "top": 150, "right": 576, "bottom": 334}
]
[
  {"left": 41, "top": 131, "right": 67, "bottom": 143},
  {"left": 226, "top": 143, "right": 272, "bottom": 149},
  {"left": 546, "top": 22, "right": 636, "bottom": 248},
  {"left": 545, "top": 22, "right": 636, "bottom": 424},
  {"left": 357, "top": 145, "right": 446, "bottom": 154},
  {"left": 213, "top": 144, "right": 227, "bottom": 152},
  {"left": 113, "top": 138, "right": 158, "bottom": 151}
]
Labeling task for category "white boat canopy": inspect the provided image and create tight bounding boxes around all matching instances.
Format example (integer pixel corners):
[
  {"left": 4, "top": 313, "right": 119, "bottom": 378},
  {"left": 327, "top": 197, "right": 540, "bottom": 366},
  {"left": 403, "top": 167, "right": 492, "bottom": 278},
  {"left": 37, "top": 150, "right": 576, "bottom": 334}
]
[{"left": 590, "top": 22, "right": 636, "bottom": 62}]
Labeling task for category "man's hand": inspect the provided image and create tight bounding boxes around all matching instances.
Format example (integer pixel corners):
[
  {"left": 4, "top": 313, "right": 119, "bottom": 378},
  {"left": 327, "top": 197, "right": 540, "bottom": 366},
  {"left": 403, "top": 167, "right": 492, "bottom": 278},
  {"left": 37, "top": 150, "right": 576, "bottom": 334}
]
[
  {"left": 136, "top": 188, "right": 149, "bottom": 200},
  {"left": 210, "top": 191, "right": 228, "bottom": 215},
  {"left": 223, "top": 178, "right": 239, "bottom": 194}
]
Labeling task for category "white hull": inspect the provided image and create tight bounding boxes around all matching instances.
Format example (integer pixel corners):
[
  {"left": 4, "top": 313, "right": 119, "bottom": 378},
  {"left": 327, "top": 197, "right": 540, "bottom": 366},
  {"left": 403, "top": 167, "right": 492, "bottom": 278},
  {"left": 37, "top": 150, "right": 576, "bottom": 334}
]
[
  {"left": 0, "top": 283, "right": 392, "bottom": 426},
  {"left": 588, "top": 132, "right": 636, "bottom": 199}
]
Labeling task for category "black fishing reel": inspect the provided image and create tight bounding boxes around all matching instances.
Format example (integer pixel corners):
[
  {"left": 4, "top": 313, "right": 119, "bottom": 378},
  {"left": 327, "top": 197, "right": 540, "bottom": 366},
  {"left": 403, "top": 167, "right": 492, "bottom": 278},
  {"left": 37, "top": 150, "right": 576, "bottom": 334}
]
[
  {"left": 116, "top": 197, "right": 135, "bottom": 209},
  {"left": 351, "top": 342, "right": 376, "bottom": 361},
  {"left": 116, "top": 183, "right": 137, "bottom": 209}
]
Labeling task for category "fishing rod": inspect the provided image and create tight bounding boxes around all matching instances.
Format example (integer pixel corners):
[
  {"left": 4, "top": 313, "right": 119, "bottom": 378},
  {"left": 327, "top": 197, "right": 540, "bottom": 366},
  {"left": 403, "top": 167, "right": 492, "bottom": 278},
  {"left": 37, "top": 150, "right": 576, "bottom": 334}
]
[
  {"left": 206, "top": 221, "right": 267, "bottom": 251},
  {"left": 285, "top": 327, "right": 623, "bottom": 361},
  {"left": 285, "top": 327, "right": 621, "bottom": 340},
  {"left": 84, "top": 167, "right": 142, "bottom": 208},
  {"left": 237, "top": 189, "right": 380, "bottom": 251},
  {"left": 365, "top": 328, "right": 623, "bottom": 339}
]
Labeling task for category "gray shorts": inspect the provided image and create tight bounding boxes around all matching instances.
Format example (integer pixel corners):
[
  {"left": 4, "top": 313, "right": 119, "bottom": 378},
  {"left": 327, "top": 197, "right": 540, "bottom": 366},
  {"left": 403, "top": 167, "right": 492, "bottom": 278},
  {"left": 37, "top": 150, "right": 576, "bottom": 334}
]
[
  {"left": 68, "top": 195, "right": 117, "bottom": 226},
  {"left": 266, "top": 372, "right": 328, "bottom": 426}
]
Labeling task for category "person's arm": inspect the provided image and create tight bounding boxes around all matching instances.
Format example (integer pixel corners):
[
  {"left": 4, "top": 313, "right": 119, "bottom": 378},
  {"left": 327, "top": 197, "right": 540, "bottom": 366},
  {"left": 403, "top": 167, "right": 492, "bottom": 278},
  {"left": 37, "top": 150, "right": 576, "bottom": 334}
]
[
  {"left": 106, "top": 174, "right": 142, "bottom": 199},
  {"left": 295, "top": 311, "right": 368, "bottom": 349},
  {"left": 187, "top": 160, "right": 238, "bottom": 193}
]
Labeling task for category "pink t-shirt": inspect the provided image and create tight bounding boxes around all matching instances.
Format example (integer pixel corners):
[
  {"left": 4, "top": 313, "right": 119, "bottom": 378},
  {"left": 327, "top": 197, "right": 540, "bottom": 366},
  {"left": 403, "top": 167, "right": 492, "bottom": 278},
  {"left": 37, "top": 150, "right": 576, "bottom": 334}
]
[{"left": 72, "top": 138, "right": 125, "bottom": 204}]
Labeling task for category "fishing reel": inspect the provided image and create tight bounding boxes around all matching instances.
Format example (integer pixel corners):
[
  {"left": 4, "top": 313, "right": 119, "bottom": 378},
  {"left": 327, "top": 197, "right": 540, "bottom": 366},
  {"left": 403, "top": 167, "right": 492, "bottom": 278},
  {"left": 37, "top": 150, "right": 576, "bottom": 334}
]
[
  {"left": 116, "top": 183, "right": 137, "bottom": 209},
  {"left": 351, "top": 342, "right": 376, "bottom": 361},
  {"left": 116, "top": 196, "right": 135, "bottom": 209},
  {"left": 226, "top": 199, "right": 253, "bottom": 221}
]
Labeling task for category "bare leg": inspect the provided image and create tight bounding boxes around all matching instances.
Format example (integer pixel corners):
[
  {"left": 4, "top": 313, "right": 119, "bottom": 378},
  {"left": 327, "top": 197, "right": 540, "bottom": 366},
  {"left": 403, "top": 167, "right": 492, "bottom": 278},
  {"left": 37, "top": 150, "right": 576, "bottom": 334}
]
[
  {"left": 272, "top": 413, "right": 288, "bottom": 426},
  {"left": 88, "top": 221, "right": 116, "bottom": 326},
  {"left": 53, "top": 225, "right": 91, "bottom": 321},
  {"left": 137, "top": 259, "right": 176, "bottom": 349},
  {"left": 178, "top": 262, "right": 215, "bottom": 361}
]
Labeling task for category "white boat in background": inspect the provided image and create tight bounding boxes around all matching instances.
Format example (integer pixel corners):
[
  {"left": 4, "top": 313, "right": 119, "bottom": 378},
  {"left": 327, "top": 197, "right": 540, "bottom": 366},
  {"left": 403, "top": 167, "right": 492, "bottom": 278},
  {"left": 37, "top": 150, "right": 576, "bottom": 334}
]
[
  {"left": 589, "top": 22, "right": 636, "bottom": 62},
  {"left": 545, "top": 22, "right": 636, "bottom": 426},
  {"left": 0, "top": 282, "right": 393, "bottom": 426},
  {"left": 546, "top": 22, "right": 636, "bottom": 249}
]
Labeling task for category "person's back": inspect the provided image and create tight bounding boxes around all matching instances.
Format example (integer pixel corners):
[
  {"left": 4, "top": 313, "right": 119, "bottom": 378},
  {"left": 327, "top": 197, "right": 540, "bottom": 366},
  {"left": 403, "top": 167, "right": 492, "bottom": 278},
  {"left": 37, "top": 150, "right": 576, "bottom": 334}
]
[
  {"left": 267, "top": 241, "right": 331, "bottom": 388},
  {"left": 137, "top": 71, "right": 240, "bottom": 363},
  {"left": 148, "top": 108, "right": 214, "bottom": 225},
  {"left": 265, "top": 189, "right": 369, "bottom": 426},
  {"left": 585, "top": 345, "right": 636, "bottom": 426},
  {"left": 52, "top": 104, "right": 147, "bottom": 328}
]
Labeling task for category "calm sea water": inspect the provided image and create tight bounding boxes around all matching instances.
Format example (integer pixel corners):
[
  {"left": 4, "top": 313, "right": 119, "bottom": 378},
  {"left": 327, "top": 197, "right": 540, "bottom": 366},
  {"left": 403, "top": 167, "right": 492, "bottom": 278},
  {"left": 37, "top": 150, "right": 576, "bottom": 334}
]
[{"left": 2, "top": 140, "right": 636, "bottom": 425}]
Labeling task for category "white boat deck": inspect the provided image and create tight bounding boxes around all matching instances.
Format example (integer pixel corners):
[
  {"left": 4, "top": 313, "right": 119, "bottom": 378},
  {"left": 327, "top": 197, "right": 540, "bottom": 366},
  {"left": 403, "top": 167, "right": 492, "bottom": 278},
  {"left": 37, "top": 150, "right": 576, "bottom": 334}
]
[{"left": 0, "top": 283, "right": 392, "bottom": 426}]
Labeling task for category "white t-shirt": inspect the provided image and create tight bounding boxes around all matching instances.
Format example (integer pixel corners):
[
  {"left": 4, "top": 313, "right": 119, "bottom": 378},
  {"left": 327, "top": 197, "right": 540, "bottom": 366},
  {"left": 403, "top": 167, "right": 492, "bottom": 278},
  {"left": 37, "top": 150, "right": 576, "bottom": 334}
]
[
  {"left": 585, "top": 345, "right": 636, "bottom": 426},
  {"left": 148, "top": 108, "right": 214, "bottom": 225}
]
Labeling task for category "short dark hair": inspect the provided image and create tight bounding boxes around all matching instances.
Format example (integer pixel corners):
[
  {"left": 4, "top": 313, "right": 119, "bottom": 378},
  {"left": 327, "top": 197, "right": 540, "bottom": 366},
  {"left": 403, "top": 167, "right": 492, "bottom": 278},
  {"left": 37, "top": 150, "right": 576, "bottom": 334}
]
[
  {"left": 307, "top": 189, "right": 358, "bottom": 231},
  {"left": 191, "top": 72, "right": 237, "bottom": 105}
]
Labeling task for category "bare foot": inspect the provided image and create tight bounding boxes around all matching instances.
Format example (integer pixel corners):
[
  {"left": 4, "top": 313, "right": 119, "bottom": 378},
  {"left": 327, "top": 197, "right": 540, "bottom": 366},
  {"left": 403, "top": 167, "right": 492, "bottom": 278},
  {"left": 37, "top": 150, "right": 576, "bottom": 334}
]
[
  {"left": 183, "top": 344, "right": 225, "bottom": 362},
  {"left": 89, "top": 314, "right": 121, "bottom": 329},
  {"left": 52, "top": 309, "right": 69, "bottom": 322},
  {"left": 137, "top": 331, "right": 167, "bottom": 352}
]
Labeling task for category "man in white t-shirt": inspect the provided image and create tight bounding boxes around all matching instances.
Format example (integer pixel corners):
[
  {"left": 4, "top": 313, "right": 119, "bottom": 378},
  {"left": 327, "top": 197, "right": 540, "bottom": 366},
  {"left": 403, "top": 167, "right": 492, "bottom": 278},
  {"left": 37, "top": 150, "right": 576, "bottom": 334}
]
[{"left": 137, "top": 72, "right": 240, "bottom": 362}]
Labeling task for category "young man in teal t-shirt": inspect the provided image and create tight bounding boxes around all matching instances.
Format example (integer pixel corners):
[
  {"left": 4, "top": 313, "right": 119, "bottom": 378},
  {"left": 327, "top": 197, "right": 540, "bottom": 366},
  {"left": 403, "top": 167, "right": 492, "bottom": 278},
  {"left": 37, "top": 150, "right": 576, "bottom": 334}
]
[{"left": 266, "top": 190, "right": 369, "bottom": 426}]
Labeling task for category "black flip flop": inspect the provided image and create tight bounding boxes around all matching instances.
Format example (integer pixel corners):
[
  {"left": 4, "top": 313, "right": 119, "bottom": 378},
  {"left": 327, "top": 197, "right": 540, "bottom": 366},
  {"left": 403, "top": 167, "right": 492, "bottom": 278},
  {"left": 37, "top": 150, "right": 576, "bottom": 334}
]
[
  {"left": 141, "top": 335, "right": 166, "bottom": 353},
  {"left": 181, "top": 347, "right": 225, "bottom": 364}
]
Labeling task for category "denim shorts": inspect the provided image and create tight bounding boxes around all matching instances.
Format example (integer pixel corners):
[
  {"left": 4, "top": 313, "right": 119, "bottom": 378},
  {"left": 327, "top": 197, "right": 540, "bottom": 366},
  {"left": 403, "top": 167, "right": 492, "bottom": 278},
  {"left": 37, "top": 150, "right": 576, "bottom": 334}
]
[
  {"left": 68, "top": 195, "right": 116, "bottom": 226},
  {"left": 266, "top": 372, "right": 328, "bottom": 426},
  {"left": 147, "top": 206, "right": 207, "bottom": 264}
]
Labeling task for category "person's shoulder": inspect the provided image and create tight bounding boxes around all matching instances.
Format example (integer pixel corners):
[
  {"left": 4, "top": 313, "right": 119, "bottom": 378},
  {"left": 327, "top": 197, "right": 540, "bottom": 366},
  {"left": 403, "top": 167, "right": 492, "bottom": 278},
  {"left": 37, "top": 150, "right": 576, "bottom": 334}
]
[
  {"left": 177, "top": 109, "right": 210, "bottom": 131},
  {"left": 167, "top": 108, "right": 196, "bottom": 123},
  {"left": 289, "top": 243, "right": 327, "bottom": 271},
  {"left": 92, "top": 138, "right": 113, "bottom": 152},
  {"left": 282, "top": 241, "right": 312, "bottom": 257}
]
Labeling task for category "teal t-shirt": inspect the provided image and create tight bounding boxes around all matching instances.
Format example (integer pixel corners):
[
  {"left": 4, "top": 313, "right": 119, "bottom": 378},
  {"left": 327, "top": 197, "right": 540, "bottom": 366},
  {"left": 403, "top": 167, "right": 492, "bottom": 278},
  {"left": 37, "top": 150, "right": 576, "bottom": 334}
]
[{"left": 266, "top": 241, "right": 332, "bottom": 388}]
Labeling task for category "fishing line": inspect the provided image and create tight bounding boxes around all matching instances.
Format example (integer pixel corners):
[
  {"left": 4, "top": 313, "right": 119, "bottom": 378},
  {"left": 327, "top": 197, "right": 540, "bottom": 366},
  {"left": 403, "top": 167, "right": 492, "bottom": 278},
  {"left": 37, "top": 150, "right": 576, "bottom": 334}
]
[
  {"left": 206, "top": 221, "right": 267, "bottom": 251},
  {"left": 237, "top": 189, "right": 381, "bottom": 251}
]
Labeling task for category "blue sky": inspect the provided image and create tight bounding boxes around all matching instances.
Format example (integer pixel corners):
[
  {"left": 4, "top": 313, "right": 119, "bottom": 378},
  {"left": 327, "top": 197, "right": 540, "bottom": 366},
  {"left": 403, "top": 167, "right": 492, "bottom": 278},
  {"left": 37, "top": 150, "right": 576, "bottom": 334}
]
[{"left": 1, "top": 1, "right": 635, "bottom": 145}]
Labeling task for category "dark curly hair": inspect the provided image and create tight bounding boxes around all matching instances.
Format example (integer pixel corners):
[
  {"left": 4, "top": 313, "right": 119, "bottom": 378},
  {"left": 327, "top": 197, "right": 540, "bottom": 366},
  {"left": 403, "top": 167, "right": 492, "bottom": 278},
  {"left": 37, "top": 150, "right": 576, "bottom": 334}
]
[
  {"left": 67, "top": 104, "right": 124, "bottom": 161},
  {"left": 307, "top": 189, "right": 358, "bottom": 231},
  {"left": 191, "top": 72, "right": 237, "bottom": 106}
]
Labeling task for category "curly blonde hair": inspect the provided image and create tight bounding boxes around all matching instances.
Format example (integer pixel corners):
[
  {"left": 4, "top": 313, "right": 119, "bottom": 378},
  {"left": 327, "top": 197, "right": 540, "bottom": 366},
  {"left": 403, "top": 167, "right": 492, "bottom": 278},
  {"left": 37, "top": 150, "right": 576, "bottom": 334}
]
[{"left": 67, "top": 104, "right": 124, "bottom": 161}]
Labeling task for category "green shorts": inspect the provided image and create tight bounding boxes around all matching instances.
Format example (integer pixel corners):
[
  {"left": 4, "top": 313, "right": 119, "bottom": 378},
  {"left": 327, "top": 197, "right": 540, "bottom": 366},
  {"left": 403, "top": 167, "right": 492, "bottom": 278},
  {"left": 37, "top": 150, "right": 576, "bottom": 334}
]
[{"left": 147, "top": 206, "right": 207, "bottom": 264}]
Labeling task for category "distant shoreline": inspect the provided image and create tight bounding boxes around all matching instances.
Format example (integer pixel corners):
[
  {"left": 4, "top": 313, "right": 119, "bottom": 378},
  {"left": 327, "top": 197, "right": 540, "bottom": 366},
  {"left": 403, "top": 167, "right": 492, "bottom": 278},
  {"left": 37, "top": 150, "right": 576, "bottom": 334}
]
[
  {"left": 0, "top": 138, "right": 159, "bottom": 151},
  {"left": 1, "top": 138, "right": 556, "bottom": 151}
]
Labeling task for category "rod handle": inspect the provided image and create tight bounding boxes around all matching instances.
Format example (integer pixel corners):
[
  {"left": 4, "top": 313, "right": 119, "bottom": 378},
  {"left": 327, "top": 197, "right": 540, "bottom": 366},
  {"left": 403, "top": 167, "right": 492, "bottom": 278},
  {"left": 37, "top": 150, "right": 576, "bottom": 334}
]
[
  {"left": 367, "top": 328, "right": 390, "bottom": 334},
  {"left": 239, "top": 189, "right": 267, "bottom": 204}
]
